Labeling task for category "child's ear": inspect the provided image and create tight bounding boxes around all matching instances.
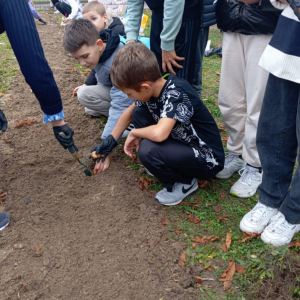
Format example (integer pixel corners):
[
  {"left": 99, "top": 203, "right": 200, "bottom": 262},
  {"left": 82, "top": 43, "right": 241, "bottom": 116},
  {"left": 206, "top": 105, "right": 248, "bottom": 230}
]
[
  {"left": 96, "top": 39, "right": 104, "bottom": 51},
  {"left": 141, "top": 83, "right": 151, "bottom": 91},
  {"left": 103, "top": 13, "right": 108, "bottom": 23}
]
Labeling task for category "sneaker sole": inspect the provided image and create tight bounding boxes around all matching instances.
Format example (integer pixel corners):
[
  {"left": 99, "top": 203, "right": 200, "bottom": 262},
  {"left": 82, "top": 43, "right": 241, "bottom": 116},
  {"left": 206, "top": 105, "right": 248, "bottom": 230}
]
[
  {"left": 0, "top": 222, "right": 9, "bottom": 231},
  {"left": 156, "top": 186, "right": 199, "bottom": 206},
  {"left": 216, "top": 173, "right": 235, "bottom": 179},
  {"left": 230, "top": 189, "right": 257, "bottom": 198},
  {"left": 239, "top": 220, "right": 265, "bottom": 234}
]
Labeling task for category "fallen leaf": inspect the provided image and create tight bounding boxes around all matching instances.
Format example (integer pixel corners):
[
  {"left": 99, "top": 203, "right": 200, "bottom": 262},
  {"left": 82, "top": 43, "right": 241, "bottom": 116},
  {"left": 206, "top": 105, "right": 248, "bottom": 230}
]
[
  {"left": 148, "top": 190, "right": 156, "bottom": 194},
  {"left": 0, "top": 192, "right": 7, "bottom": 198},
  {"left": 216, "top": 71, "right": 221, "bottom": 76},
  {"left": 222, "top": 243, "right": 227, "bottom": 252},
  {"left": 138, "top": 182, "right": 144, "bottom": 191},
  {"left": 15, "top": 120, "right": 37, "bottom": 128},
  {"left": 83, "top": 71, "right": 90, "bottom": 76},
  {"left": 187, "top": 214, "right": 200, "bottom": 224},
  {"left": 214, "top": 206, "right": 221, "bottom": 213},
  {"left": 175, "top": 231, "right": 181, "bottom": 235},
  {"left": 223, "top": 281, "right": 232, "bottom": 291},
  {"left": 36, "top": 245, "right": 41, "bottom": 252},
  {"left": 224, "top": 231, "right": 232, "bottom": 251},
  {"left": 70, "top": 67, "right": 74, "bottom": 72},
  {"left": 191, "top": 236, "right": 220, "bottom": 244},
  {"left": 219, "top": 261, "right": 235, "bottom": 282},
  {"left": 161, "top": 219, "right": 168, "bottom": 226},
  {"left": 289, "top": 241, "right": 300, "bottom": 248},
  {"left": 138, "top": 176, "right": 157, "bottom": 191},
  {"left": 194, "top": 276, "right": 202, "bottom": 283},
  {"left": 222, "top": 136, "right": 229, "bottom": 143},
  {"left": 198, "top": 180, "right": 208, "bottom": 188},
  {"left": 236, "top": 265, "right": 246, "bottom": 274},
  {"left": 178, "top": 251, "right": 186, "bottom": 268},
  {"left": 241, "top": 232, "right": 260, "bottom": 243},
  {"left": 8, "top": 97, "right": 12, "bottom": 101},
  {"left": 220, "top": 193, "right": 226, "bottom": 199},
  {"left": 192, "top": 243, "right": 196, "bottom": 249},
  {"left": 2, "top": 140, "right": 6, "bottom": 144},
  {"left": 131, "top": 154, "right": 136, "bottom": 165},
  {"left": 217, "top": 215, "right": 229, "bottom": 223}
]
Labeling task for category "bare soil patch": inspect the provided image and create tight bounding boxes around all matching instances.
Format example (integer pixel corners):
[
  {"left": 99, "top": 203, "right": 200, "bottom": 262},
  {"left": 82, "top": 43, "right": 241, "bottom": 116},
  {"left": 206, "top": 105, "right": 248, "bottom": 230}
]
[{"left": 0, "top": 14, "right": 205, "bottom": 300}]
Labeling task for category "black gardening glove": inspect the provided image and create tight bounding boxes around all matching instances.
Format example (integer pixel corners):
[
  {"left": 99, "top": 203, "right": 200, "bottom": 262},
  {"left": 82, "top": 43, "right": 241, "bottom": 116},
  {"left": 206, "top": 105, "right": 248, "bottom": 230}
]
[
  {"left": 287, "top": 0, "right": 300, "bottom": 20},
  {"left": 53, "top": 124, "right": 78, "bottom": 151},
  {"left": 90, "top": 134, "right": 118, "bottom": 162},
  {"left": 0, "top": 109, "right": 8, "bottom": 132}
]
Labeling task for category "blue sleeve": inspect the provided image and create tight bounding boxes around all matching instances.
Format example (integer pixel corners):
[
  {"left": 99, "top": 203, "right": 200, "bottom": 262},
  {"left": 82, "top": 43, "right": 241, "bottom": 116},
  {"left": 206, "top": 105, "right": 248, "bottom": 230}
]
[
  {"left": 0, "top": 0, "right": 63, "bottom": 115},
  {"left": 101, "top": 87, "right": 134, "bottom": 140},
  {"left": 43, "top": 110, "right": 65, "bottom": 124}
]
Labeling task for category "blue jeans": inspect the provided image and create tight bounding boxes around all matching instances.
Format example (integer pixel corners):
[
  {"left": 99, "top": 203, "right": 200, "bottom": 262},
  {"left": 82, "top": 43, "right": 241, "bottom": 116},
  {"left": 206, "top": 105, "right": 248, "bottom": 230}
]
[{"left": 257, "top": 73, "right": 300, "bottom": 224}]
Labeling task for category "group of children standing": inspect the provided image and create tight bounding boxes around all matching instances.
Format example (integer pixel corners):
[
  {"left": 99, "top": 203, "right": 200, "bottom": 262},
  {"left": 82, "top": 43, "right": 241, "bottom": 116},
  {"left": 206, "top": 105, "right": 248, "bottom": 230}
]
[{"left": 60, "top": 0, "right": 299, "bottom": 247}]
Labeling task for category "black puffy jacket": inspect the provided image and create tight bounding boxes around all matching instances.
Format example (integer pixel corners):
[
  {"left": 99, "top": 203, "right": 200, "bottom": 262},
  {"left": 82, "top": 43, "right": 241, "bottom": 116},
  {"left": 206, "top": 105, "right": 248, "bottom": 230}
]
[
  {"left": 216, "top": 0, "right": 281, "bottom": 35},
  {"left": 202, "top": 0, "right": 218, "bottom": 28}
]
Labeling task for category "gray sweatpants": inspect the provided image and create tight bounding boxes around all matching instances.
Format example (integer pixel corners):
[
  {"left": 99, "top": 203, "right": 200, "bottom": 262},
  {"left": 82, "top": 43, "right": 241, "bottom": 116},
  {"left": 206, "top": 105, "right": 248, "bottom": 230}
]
[{"left": 77, "top": 85, "right": 111, "bottom": 116}]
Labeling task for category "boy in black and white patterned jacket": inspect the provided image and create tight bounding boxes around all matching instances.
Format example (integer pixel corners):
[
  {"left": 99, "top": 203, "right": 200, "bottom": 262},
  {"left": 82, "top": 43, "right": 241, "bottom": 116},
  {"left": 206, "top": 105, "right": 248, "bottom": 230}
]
[{"left": 90, "top": 43, "right": 225, "bottom": 206}]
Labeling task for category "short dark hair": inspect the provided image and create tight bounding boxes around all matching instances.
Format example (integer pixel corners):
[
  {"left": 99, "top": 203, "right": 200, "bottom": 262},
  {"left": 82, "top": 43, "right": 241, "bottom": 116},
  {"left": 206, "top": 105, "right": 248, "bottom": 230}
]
[
  {"left": 63, "top": 18, "right": 99, "bottom": 53},
  {"left": 82, "top": 1, "right": 106, "bottom": 16},
  {"left": 110, "top": 43, "right": 161, "bottom": 91}
]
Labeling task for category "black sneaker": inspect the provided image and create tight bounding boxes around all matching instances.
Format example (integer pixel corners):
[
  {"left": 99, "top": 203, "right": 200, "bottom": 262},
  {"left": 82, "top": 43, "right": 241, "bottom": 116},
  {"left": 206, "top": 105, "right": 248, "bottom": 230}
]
[
  {"left": 39, "top": 19, "right": 47, "bottom": 25},
  {"left": 0, "top": 213, "right": 10, "bottom": 231}
]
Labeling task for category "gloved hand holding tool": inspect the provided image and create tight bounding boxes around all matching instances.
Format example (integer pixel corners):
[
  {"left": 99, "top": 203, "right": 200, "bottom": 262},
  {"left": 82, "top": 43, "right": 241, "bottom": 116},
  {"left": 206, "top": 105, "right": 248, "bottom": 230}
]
[
  {"left": 0, "top": 109, "right": 8, "bottom": 132},
  {"left": 58, "top": 130, "right": 92, "bottom": 177},
  {"left": 90, "top": 134, "right": 118, "bottom": 162}
]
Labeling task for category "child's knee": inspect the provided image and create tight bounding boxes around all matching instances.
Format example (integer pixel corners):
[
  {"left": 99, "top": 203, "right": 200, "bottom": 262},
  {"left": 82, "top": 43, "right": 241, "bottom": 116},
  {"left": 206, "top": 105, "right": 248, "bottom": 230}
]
[
  {"left": 77, "top": 85, "right": 89, "bottom": 105},
  {"left": 138, "top": 140, "right": 158, "bottom": 165}
]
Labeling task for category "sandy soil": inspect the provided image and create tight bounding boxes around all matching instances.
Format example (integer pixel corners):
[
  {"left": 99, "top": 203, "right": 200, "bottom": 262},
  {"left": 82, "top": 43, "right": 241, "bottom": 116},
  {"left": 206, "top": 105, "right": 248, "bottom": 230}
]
[{"left": 0, "top": 14, "right": 206, "bottom": 300}]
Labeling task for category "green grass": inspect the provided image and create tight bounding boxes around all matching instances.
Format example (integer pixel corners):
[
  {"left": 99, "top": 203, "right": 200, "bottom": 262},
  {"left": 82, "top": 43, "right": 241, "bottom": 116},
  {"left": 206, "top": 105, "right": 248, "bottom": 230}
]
[{"left": 0, "top": 33, "right": 18, "bottom": 96}]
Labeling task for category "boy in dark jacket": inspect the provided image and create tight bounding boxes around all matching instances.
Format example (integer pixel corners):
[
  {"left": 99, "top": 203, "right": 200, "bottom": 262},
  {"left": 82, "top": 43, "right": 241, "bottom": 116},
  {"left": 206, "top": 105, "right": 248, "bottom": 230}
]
[
  {"left": 64, "top": 19, "right": 133, "bottom": 149},
  {"left": 90, "top": 43, "right": 225, "bottom": 206}
]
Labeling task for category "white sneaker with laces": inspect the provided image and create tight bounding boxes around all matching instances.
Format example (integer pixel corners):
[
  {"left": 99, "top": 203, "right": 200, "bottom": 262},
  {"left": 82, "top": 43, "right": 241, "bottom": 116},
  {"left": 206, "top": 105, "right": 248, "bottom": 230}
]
[
  {"left": 240, "top": 202, "right": 278, "bottom": 233},
  {"left": 230, "top": 165, "right": 262, "bottom": 198},
  {"left": 155, "top": 178, "right": 199, "bottom": 206},
  {"left": 261, "top": 212, "right": 300, "bottom": 247},
  {"left": 216, "top": 153, "right": 246, "bottom": 179}
]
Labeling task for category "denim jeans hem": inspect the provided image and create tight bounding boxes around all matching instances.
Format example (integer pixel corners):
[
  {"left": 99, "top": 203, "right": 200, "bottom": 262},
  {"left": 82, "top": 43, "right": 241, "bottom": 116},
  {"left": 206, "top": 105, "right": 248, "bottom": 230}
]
[{"left": 258, "top": 197, "right": 281, "bottom": 210}]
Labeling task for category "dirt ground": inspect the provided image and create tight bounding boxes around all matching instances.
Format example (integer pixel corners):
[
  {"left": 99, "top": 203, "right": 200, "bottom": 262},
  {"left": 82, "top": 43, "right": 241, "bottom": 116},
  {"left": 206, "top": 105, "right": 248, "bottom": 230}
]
[{"left": 0, "top": 14, "right": 207, "bottom": 300}]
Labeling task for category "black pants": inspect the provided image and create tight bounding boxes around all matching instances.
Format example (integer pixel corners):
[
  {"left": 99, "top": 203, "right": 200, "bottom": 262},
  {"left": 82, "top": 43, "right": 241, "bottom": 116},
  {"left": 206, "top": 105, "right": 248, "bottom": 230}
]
[
  {"left": 132, "top": 106, "right": 222, "bottom": 190},
  {"left": 150, "top": 12, "right": 201, "bottom": 85}
]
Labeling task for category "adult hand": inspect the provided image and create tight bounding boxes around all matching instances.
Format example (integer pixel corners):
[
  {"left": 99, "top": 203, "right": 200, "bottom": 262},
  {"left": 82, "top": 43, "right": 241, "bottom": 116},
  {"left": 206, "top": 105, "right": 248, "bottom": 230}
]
[
  {"left": 53, "top": 123, "right": 78, "bottom": 151},
  {"left": 90, "top": 134, "right": 118, "bottom": 162},
  {"left": 162, "top": 50, "right": 185, "bottom": 75},
  {"left": 93, "top": 154, "right": 111, "bottom": 175},
  {"left": 237, "top": 0, "right": 260, "bottom": 3},
  {"left": 124, "top": 132, "right": 141, "bottom": 158},
  {"left": 72, "top": 84, "right": 86, "bottom": 97},
  {"left": 0, "top": 109, "right": 8, "bottom": 132}
]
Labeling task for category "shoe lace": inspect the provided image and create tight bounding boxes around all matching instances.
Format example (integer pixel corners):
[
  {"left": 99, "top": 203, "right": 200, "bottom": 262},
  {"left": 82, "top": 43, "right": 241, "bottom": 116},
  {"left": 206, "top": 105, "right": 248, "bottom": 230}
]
[
  {"left": 238, "top": 166, "right": 259, "bottom": 185},
  {"left": 224, "top": 153, "right": 237, "bottom": 166},
  {"left": 248, "top": 203, "right": 272, "bottom": 223},
  {"left": 267, "top": 212, "right": 291, "bottom": 234}
]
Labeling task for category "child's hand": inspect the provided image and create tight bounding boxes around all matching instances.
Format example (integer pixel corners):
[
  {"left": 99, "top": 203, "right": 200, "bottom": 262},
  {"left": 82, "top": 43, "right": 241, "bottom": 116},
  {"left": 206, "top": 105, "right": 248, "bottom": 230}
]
[
  {"left": 124, "top": 132, "right": 141, "bottom": 158},
  {"left": 63, "top": 18, "right": 70, "bottom": 24},
  {"left": 93, "top": 154, "right": 111, "bottom": 175},
  {"left": 72, "top": 84, "right": 86, "bottom": 97}
]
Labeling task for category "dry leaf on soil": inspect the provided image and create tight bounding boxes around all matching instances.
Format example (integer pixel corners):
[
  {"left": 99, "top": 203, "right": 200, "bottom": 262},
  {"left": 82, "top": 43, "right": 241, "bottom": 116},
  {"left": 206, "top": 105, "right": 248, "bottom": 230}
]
[
  {"left": 236, "top": 265, "right": 246, "bottom": 274},
  {"left": 0, "top": 192, "right": 7, "bottom": 198},
  {"left": 15, "top": 120, "right": 37, "bottom": 128},
  {"left": 192, "top": 243, "right": 196, "bottom": 249},
  {"left": 194, "top": 276, "right": 202, "bottom": 283},
  {"left": 137, "top": 176, "right": 157, "bottom": 191},
  {"left": 187, "top": 214, "right": 200, "bottom": 224},
  {"left": 214, "top": 206, "right": 221, "bottom": 213},
  {"left": 223, "top": 231, "right": 232, "bottom": 251},
  {"left": 223, "top": 281, "right": 232, "bottom": 291},
  {"left": 220, "top": 193, "right": 226, "bottom": 199},
  {"left": 219, "top": 261, "right": 235, "bottom": 281},
  {"left": 289, "top": 241, "right": 300, "bottom": 247},
  {"left": 178, "top": 251, "right": 186, "bottom": 268},
  {"left": 198, "top": 180, "right": 208, "bottom": 188},
  {"left": 191, "top": 236, "right": 220, "bottom": 244},
  {"left": 131, "top": 154, "right": 136, "bottom": 165},
  {"left": 36, "top": 245, "right": 41, "bottom": 252},
  {"left": 241, "top": 232, "right": 260, "bottom": 243},
  {"left": 179, "top": 200, "right": 200, "bottom": 206},
  {"left": 161, "top": 219, "right": 168, "bottom": 226}
]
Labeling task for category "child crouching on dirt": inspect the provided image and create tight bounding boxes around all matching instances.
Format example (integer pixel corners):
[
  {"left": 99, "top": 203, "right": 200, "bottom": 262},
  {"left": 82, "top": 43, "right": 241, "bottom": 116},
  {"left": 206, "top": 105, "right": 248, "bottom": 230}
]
[
  {"left": 63, "top": 19, "right": 134, "bottom": 141},
  {"left": 90, "top": 43, "right": 225, "bottom": 206}
]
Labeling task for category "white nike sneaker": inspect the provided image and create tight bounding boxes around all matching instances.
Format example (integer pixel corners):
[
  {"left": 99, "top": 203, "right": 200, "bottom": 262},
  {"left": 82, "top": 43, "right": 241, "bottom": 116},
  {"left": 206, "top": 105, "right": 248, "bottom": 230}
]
[
  {"left": 230, "top": 165, "right": 262, "bottom": 198},
  {"left": 216, "top": 153, "right": 246, "bottom": 179},
  {"left": 155, "top": 178, "right": 199, "bottom": 206},
  {"left": 261, "top": 212, "right": 300, "bottom": 247},
  {"left": 240, "top": 202, "right": 278, "bottom": 233}
]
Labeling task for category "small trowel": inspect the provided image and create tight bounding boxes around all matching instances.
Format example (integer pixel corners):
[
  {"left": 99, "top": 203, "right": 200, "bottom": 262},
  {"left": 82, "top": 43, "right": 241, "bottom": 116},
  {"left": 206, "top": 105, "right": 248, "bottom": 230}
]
[{"left": 67, "top": 145, "right": 92, "bottom": 177}]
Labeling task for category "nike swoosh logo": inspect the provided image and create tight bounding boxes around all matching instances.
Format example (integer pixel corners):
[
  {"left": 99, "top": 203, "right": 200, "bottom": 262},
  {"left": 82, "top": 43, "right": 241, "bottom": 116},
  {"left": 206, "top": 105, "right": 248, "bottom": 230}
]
[{"left": 182, "top": 184, "right": 195, "bottom": 194}]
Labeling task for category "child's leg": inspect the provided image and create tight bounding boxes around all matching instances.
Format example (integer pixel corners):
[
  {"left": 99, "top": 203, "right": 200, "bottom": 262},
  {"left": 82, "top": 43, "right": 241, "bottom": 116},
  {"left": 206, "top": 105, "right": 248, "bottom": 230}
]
[
  {"left": 132, "top": 106, "right": 221, "bottom": 190},
  {"left": 77, "top": 85, "right": 111, "bottom": 117}
]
